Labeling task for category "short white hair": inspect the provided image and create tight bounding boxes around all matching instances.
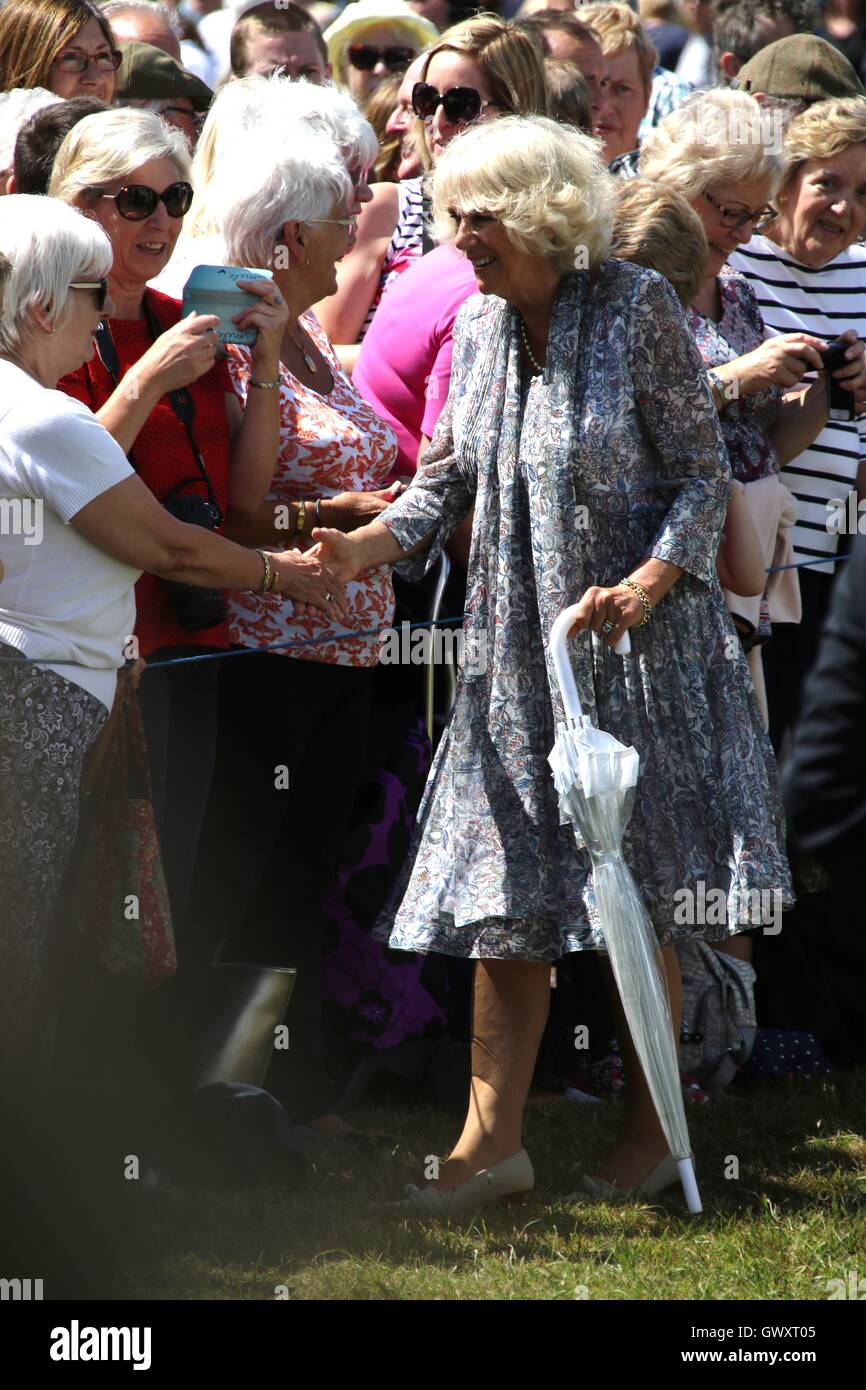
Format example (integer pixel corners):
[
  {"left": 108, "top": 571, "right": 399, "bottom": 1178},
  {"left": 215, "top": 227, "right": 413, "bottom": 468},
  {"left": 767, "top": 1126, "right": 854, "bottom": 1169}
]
[
  {"left": 0, "top": 88, "right": 60, "bottom": 172},
  {"left": 432, "top": 114, "right": 615, "bottom": 272},
  {"left": 47, "top": 107, "right": 191, "bottom": 204},
  {"left": 216, "top": 122, "right": 353, "bottom": 268},
  {"left": 101, "top": 0, "right": 183, "bottom": 42},
  {"left": 639, "top": 89, "right": 786, "bottom": 200},
  {"left": 189, "top": 75, "right": 374, "bottom": 237},
  {"left": 0, "top": 194, "right": 112, "bottom": 353}
]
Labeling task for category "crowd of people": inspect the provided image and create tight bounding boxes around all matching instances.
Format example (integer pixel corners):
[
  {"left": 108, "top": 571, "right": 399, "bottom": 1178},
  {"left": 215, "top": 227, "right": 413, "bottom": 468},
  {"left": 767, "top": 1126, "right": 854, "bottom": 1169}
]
[{"left": 2, "top": 0, "right": 866, "bottom": 1229}]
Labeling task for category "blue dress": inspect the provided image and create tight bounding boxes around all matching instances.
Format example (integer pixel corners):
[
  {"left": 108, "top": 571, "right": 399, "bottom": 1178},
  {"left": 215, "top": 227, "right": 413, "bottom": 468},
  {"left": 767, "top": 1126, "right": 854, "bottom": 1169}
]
[{"left": 374, "top": 262, "right": 794, "bottom": 960}]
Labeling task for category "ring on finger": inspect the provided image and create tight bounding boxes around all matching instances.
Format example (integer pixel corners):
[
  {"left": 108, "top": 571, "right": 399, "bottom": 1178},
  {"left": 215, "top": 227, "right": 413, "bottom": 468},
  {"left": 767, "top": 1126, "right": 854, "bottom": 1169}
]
[{"left": 601, "top": 620, "right": 615, "bottom": 635}]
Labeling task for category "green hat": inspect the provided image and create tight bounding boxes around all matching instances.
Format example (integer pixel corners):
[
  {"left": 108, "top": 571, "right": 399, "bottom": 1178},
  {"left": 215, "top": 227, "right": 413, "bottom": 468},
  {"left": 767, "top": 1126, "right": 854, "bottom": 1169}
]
[
  {"left": 116, "top": 41, "right": 214, "bottom": 112},
  {"left": 735, "top": 34, "right": 866, "bottom": 103}
]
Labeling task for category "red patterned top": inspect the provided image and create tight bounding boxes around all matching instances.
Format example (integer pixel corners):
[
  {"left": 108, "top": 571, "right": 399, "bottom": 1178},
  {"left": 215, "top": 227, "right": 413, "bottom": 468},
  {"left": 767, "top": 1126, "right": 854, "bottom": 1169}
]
[
  {"left": 59, "top": 289, "right": 233, "bottom": 657},
  {"left": 226, "top": 312, "right": 397, "bottom": 667}
]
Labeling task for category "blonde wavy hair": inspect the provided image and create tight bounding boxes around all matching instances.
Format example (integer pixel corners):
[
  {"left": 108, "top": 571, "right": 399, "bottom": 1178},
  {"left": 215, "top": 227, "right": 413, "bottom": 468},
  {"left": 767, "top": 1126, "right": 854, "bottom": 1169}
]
[
  {"left": 431, "top": 114, "right": 614, "bottom": 272},
  {"left": 781, "top": 96, "right": 866, "bottom": 184},
  {"left": 610, "top": 179, "right": 708, "bottom": 308},
  {"left": 638, "top": 89, "right": 786, "bottom": 200},
  {"left": 414, "top": 14, "right": 548, "bottom": 173},
  {"left": 579, "top": 3, "right": 657, "bottom": 91}
]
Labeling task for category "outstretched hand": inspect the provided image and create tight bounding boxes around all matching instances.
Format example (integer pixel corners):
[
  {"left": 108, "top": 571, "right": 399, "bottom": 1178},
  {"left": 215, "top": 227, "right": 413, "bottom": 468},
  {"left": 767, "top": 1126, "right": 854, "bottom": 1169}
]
[{"left": 307, "top": 527, "right": 365, "bottom": 585}]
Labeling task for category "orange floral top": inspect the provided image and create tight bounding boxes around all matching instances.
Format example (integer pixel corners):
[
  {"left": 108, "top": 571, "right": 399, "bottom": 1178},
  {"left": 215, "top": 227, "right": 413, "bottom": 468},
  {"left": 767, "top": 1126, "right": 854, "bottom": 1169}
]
[{"left": 226, "top": 312, "right": 397, "bottom": 667}]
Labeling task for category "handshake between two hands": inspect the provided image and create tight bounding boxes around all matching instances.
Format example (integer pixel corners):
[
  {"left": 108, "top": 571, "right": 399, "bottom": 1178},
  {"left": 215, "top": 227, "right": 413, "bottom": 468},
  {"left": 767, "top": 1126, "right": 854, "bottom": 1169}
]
[{"left": 285, "top": 478, "right": 409, "bottom": 622}]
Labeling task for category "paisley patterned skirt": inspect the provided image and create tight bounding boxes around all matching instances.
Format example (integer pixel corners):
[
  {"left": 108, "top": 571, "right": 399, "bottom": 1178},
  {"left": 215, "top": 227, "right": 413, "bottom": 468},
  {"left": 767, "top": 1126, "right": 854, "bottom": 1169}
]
[
  {"left": 373, "top": 579, "right": 794, "bottom": 961},
  {"left": 0, "top": 645, "right": 107, "bottom": 1061}
]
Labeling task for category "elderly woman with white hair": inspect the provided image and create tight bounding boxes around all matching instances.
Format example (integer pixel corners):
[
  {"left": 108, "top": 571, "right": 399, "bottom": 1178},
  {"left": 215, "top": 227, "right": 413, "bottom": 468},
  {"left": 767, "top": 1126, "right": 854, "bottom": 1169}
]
[
  {"left": 184, "top": 117, "right": 402, "bottom": 1137},
  {"left": 48, "top": 105, "right": 292, "bottom": 930},
  {"left": 153, "top": 73, "right": 379, "bottom": 300},
  {"left": 0, "top": 196, "right": 343, "bottom": 1078},
  {"left": 640, "top": 89, "right": 866, "bottom": 733},
  {"left": 311, "top": 114, "right": 794, "bottom": 1216}
]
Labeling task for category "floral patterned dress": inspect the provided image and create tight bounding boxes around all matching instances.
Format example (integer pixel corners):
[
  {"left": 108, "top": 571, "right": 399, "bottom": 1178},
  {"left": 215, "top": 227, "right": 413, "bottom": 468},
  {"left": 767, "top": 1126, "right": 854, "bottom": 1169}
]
[
  {"left": 226, "top": 312, "right": 396, "bottom": 667},
  {"left": 688, "top": 268, "right": 781, "bottom": 485},
  {"left": 372, "top": 263, "right": 794, "bottom": 960}
]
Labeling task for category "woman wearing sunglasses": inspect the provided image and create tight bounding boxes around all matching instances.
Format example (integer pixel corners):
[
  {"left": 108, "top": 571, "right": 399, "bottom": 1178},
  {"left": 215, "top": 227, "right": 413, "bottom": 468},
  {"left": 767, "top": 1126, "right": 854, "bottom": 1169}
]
[
  {"left": 0, "top": 0, "right": 120, "bottom": 104},
  {"left": 0, "top": 196, "right": 343, "bottom": 1085},
  {"left": 48, "top": 107, "right": 294, "bottom": 936},
  {"left": 641, "top": 90, "right": 866, "bottom": 736},
  {"left": 324, "top": 0, "right": 438, "bottom": 105},
  {"left": 315, "top": 14, "right": 547, "bottom": 372}
]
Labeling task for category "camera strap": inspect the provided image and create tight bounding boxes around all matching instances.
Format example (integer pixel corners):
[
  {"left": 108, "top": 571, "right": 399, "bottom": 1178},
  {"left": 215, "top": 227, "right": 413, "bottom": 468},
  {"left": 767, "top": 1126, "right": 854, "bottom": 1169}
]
[{"left": 93, "top": 295, "right": 223, "bottom": 522}]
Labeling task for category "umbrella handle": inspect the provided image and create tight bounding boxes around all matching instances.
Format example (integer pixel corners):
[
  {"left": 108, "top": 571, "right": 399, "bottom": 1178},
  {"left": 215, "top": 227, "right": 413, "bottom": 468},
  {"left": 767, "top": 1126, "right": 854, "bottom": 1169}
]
[{"left": 549, "top": 607, "right": 631, "bottom": 722}]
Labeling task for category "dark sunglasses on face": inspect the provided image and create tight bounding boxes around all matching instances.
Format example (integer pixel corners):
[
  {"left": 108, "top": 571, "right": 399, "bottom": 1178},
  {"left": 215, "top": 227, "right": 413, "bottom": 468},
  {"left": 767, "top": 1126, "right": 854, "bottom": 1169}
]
[
  {"left": 348, "top": 43, "right": 414, "bottom": 72},
  {"left": 94, "top": 181, "right": 194, "bottom": 221},
  {"left": 69, "top": 278, "right": 109, "bottom": 312},
  {"left": 412, "top": 81, "right": 499, "bottom": 124}
]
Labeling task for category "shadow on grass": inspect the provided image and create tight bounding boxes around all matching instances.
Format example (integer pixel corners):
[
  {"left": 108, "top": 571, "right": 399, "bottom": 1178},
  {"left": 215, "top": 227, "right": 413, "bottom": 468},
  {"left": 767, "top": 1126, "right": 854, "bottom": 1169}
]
[{"left": 111, "top": 1068, "right": 866, "bottom": 1295}]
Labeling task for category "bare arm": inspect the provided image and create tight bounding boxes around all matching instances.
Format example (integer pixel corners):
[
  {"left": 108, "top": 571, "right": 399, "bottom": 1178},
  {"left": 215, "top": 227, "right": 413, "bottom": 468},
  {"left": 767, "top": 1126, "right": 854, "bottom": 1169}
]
[
  {"left": 769, "top": 377, "right": 829, "bottom": 468},
  {"left": 223, "top": 281, "right": 288, "bottom": 511},
  {"left": 71, "top": 474, "right": 348, "bottom": 618},
  {"left": 306, "top": 516, "right": 433, "bottom": 585},
  {"left": 312, "top": 183, "right": 398, "bottom": 346},
  {"left": 92, "top": 312, "right": 222, "bottom": 454}
]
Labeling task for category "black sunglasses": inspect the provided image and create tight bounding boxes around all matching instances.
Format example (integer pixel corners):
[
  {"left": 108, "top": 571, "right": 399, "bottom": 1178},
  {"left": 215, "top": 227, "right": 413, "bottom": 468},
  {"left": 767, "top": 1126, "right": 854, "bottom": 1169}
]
[
  {"left": 69, "top": 278, "right": 109, "bottom": 312},
  {"left": 94, "top": 181, "right": 194, "bottom": 221},
  {"left": 412, "top": 81, "right": 499, "bottom": 124},
  {"left": 348, "top": 43, "right": 414, "bottom": 72}
]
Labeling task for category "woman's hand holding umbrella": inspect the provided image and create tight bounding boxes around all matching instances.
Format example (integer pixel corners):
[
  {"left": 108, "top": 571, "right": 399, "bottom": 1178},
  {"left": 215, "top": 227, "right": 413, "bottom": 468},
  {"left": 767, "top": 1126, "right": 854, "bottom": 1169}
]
[{"left": 566, "top": 584, "right": 647, "bottom": 648}]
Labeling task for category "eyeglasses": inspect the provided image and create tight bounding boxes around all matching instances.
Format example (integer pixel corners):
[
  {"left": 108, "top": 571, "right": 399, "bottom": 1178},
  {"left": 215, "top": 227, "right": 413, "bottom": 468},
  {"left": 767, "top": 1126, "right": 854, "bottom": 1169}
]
[
  {"left": 348, "top": 44, "right": 415, "bottom": 72},
  {"left": 305, "top": 215, "right": 358, "bottom": 229},
  {"left": 94, "top": 182, "right": 194, "bottom": 220},
  {"left": 54, "top": 48, "right": 121, "bottom": 74},
  {"left": 69, "top": 278, "right": 109, "bottom": 312},
  {"left": 703, "top": 189, "right": 777, "bottom": 233},
  {"left": 412, "top": 82, "right": 503, "bottom": 124}
]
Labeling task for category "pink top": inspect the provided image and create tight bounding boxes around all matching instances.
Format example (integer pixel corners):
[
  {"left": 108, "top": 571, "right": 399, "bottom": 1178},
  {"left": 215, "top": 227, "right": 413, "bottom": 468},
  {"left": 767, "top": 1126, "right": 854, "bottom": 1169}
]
[
  {"left": 353, "top": 244, "right": 478, "bottom": 480},
  {"left": 226, "top": 312, "right": 397, "bottom": 667}
]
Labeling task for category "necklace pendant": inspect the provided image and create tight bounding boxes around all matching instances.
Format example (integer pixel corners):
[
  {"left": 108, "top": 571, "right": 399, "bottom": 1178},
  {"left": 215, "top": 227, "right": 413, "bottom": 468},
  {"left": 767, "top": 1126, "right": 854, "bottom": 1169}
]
[{"left": 302, "top": 349, "right": 317, "bottom": 373}]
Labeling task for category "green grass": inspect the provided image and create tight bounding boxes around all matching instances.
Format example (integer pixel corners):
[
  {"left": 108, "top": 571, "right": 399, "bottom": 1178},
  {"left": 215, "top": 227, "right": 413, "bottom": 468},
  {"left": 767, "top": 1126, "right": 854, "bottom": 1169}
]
[{"left": 117, "top": 1070, "right": 866, "bottom": 1301}]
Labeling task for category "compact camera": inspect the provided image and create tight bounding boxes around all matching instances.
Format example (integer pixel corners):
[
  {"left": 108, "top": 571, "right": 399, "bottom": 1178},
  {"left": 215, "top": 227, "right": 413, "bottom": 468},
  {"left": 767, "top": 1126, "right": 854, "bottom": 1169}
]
[{"left": 161, "top": 492, "right": 226, "bottom": 631}]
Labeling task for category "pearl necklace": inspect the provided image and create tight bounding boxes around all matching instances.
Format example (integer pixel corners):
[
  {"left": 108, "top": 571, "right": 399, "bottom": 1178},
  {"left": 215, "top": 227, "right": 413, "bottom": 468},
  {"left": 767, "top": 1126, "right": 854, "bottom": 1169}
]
[{"left": 519, "top": 316, "right": 544, "bottom": 376}]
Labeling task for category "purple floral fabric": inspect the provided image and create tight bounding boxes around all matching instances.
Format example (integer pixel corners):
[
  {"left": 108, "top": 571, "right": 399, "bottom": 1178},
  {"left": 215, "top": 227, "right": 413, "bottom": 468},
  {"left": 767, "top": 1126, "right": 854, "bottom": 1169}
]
[
  {"left": 374, "top": 263, "right": 793, "bottom": 961},
  {"left": 689, "top": 268, "right": 781, "bottom": 484}
]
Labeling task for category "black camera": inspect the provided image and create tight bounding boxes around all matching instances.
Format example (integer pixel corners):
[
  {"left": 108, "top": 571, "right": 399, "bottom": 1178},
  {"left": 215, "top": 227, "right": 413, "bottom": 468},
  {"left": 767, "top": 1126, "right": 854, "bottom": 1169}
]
[
  {"left": 820, "top": 335, "right": 856, "bottom": 421},
  {"left": 161, "top": 492, "right": 227, "bottom": 631}
]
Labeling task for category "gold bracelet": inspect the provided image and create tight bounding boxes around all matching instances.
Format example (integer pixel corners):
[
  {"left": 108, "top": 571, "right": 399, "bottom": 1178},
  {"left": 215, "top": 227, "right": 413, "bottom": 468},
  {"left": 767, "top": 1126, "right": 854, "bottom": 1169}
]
[
  {"left": 295, "top": 498, "right": 307, "bottom": 540},
  {"left": 619, "top": 576, "right": 652, "bottom": 625},
  {"left": 254, "top": 548, "right": 272, "bottom": 594},
  {"left": 249, "top": 377, "right": 280, "bottom": 390}
]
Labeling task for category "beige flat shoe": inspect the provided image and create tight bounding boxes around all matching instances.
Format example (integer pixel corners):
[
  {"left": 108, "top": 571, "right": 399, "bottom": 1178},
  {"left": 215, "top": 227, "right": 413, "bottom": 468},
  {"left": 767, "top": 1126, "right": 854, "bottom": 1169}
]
[
  {"left": 566, "top": 1153, "right": 681, "bottom": 1203},
  {"left": 393, "top": 1149, "right": 535, "bottom": 1223}
]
